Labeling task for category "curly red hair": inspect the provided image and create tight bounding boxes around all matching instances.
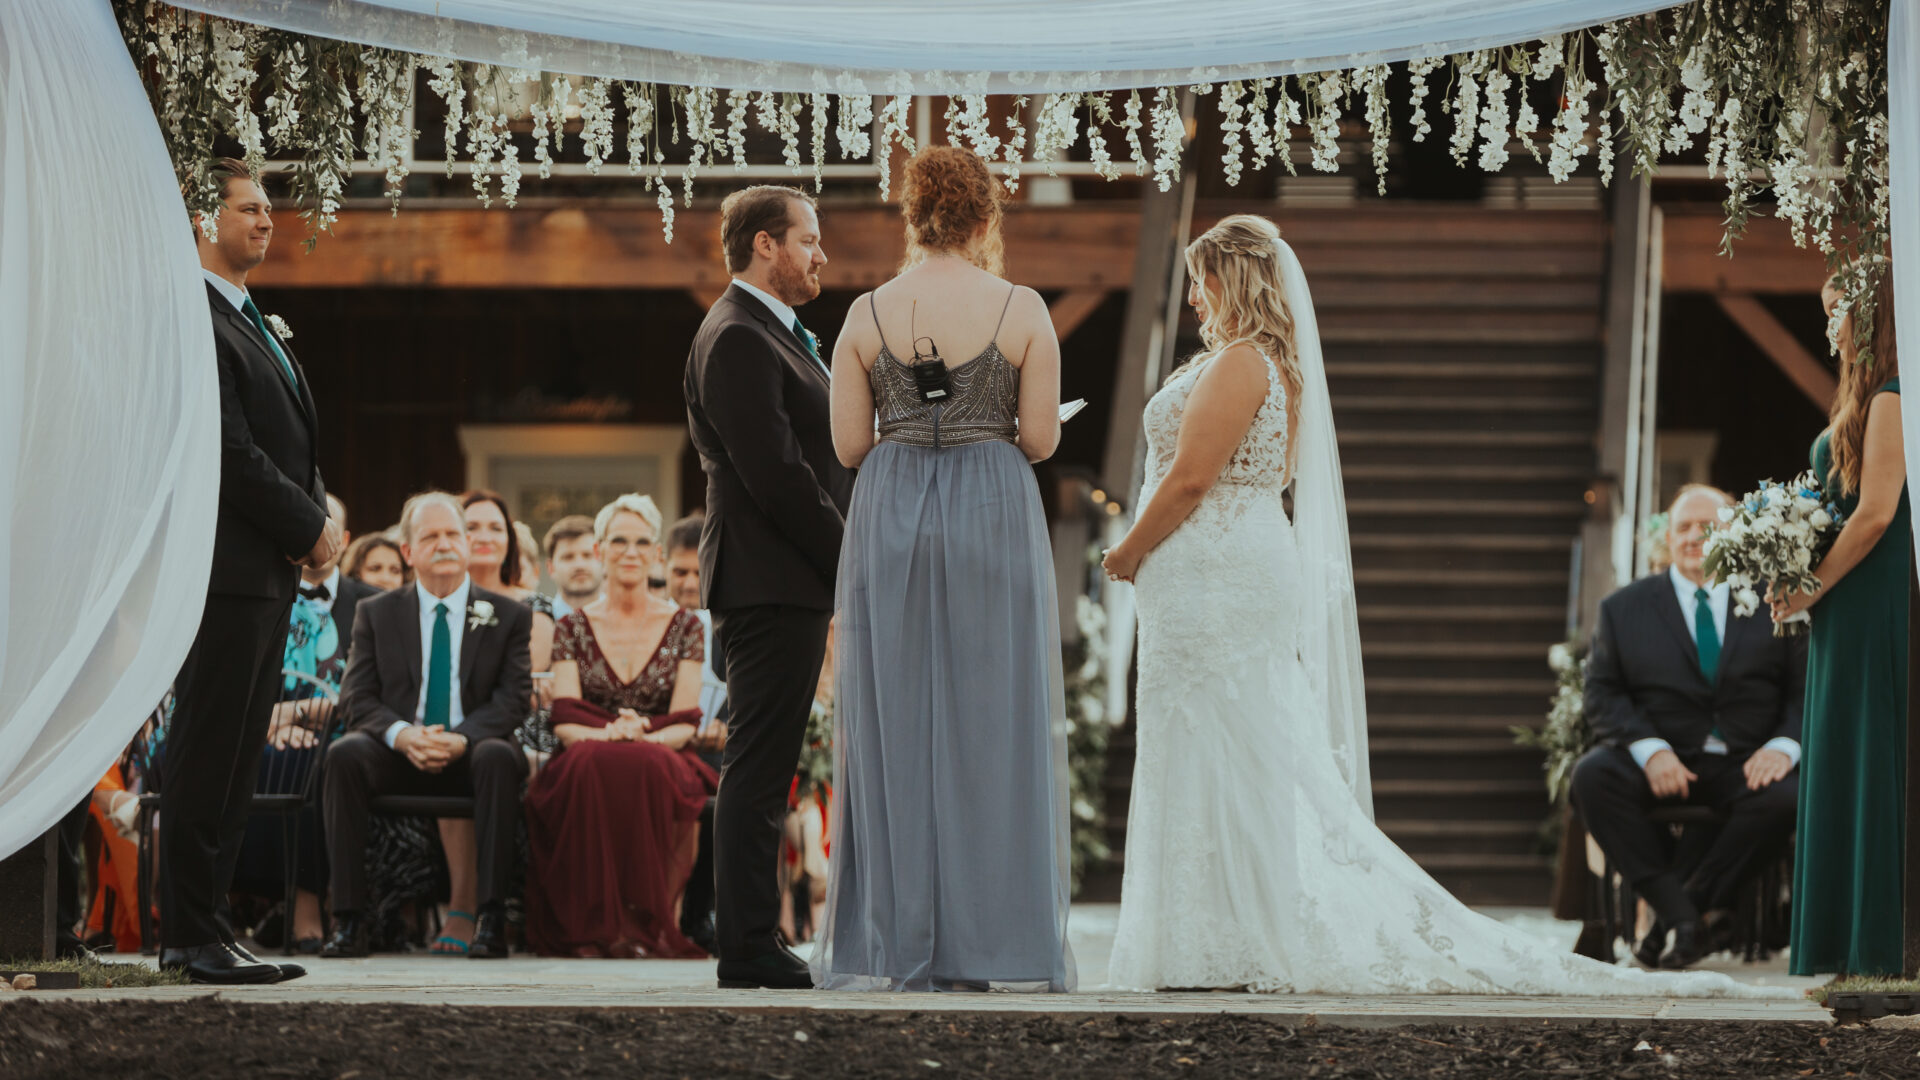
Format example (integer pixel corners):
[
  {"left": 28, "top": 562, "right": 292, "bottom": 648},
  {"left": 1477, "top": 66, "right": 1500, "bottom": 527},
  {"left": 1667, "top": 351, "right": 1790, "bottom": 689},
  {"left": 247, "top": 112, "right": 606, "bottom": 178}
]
[{"left": 900, "top": 145, "right": 1005, "bottom": 275}]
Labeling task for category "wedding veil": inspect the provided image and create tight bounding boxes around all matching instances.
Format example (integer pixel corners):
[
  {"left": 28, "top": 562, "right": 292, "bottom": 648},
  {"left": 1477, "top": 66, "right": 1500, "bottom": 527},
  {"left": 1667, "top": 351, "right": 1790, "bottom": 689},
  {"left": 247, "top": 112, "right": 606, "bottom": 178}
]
[{"left": 1276, "top": 238, "right": 1373, "bottom": 818}]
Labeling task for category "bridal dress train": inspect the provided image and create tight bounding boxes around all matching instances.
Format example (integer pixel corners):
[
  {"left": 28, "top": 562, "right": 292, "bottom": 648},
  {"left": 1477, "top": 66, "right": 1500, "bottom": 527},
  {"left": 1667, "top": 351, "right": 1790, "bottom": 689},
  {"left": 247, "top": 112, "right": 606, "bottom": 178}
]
[{"left": 1107, "top": 241, "right": 1790, "bottom": 999}]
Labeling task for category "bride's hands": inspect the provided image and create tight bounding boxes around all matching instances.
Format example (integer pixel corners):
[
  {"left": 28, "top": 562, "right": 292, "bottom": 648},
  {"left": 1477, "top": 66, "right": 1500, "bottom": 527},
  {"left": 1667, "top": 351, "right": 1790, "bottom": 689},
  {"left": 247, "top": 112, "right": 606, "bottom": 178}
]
[{"left": 1102, "top": 542, "right": 1143, "bottom": 583}]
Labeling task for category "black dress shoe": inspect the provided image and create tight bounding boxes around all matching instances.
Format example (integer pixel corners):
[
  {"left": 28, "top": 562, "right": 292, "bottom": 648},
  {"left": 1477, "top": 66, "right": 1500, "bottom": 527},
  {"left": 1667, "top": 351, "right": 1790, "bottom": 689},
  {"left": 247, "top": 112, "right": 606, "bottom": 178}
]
[
  {"left": 1660, "top": 921, "right": 1707, "bottom": 969},
  {"left": 159, "top": 942, "right": 282, "bottom": 985},
  {"left": 1633, "top": 921, "right": 1667, "bottom": 968},
  {"left": 680, "top": 912, "right": 717, "bottom": 956},
  {"left": 469, "top": 908, "right": 510, "bottom": 959},
  {"left": 717, "top": 943, "right": 813, "bottom": 989},
  {"left": 229, "top": 940, "right": 306, "bottom": 982},
  {"left": 321, "top": 913, "right": 371, "bottom": 958}
]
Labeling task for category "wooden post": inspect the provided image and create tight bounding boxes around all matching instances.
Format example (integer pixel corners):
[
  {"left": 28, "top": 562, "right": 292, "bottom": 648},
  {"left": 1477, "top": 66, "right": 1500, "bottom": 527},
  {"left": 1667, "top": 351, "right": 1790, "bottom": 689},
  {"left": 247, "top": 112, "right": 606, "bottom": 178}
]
[{"left": 0, "top": 828, "right": 56, "bottom": 962}]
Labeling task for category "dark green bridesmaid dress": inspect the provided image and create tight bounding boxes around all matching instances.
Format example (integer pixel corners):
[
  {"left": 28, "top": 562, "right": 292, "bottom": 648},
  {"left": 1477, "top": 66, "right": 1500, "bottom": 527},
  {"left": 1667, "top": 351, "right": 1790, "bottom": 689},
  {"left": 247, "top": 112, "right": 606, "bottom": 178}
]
[{"left": 1790, "top": 376, "right": 1912, "bottom": 976}]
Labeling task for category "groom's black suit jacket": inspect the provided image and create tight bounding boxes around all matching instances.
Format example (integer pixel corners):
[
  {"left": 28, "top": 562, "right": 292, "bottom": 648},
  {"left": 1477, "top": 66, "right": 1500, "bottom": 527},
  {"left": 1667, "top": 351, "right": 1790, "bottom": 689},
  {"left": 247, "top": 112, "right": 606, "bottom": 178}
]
[
  {"left": 682, "top": 283, "right": 852, "bottom": 612},
  {"left": 339, "top": 584, "right": 533, "bottom": 744},
  {"left": 1583, "top": 573, "right": 1808, "bottom": 757},
  {"left": 204, "top": 281, "right": 328, "bottom": 599}
]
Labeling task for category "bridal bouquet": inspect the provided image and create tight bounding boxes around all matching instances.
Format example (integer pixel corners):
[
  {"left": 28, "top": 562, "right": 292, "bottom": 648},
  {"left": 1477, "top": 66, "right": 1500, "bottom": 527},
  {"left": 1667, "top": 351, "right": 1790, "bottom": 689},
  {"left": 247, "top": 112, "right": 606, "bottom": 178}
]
[{"left": 1701, "top": 471, "right": 1846, "bottom": 636}]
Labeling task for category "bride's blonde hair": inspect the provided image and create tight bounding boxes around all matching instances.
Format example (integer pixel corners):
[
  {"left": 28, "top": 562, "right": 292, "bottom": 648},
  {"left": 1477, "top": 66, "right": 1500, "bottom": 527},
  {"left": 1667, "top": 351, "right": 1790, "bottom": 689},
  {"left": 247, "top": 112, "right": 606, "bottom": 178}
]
[{"left": 1183, "top": 214, "right": 1302, "bottom": 468}]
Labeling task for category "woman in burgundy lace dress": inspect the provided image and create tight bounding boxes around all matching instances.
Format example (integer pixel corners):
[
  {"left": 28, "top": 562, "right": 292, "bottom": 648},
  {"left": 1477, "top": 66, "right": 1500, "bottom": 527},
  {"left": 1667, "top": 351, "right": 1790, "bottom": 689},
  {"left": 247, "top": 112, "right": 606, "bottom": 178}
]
[{"left": 524, "top": 495, "right": 716, "bottom": 957}]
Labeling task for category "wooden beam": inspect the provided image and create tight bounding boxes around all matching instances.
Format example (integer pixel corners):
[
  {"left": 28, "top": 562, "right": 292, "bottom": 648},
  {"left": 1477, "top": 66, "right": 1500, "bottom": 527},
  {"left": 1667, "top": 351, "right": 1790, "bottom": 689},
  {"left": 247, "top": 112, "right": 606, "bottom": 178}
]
[
  {"left": 1661, "top": 213, "right": 1831, "bottom": 294},
  {"left": 251, "top": 206, "right": 1140, "bottom": 291},
  {"left": 1047, "top": 289, "right": 1110, "bottom": 342},
  {"left": 1713, "top": 292, "right": 1837, "bottom": 409}
]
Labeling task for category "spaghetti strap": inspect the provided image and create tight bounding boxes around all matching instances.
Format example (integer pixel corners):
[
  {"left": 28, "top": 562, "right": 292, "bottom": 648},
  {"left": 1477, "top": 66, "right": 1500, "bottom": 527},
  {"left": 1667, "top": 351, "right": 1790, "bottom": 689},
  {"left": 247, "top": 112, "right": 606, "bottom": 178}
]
[
  {"left": 868, "top": 293, "right": 894, "bottom": 357},
  {"left": 990, "top": 284, "right": 1018, "bottom": 344}
]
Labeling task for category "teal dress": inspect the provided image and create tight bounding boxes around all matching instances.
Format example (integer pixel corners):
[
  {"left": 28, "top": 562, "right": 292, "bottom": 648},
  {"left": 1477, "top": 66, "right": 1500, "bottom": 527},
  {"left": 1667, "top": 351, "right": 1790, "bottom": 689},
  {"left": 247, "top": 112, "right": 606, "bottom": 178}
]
[{"left": 1790, "top": 376, "right": 1912, "bottom": 976}]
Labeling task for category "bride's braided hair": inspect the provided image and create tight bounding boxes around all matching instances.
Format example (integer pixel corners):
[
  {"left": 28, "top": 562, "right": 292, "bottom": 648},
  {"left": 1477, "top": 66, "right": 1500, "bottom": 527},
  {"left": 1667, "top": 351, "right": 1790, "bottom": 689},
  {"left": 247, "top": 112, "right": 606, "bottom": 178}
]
[{"left": 1184, "top": 214, "right": 1302, "bottom": 471}]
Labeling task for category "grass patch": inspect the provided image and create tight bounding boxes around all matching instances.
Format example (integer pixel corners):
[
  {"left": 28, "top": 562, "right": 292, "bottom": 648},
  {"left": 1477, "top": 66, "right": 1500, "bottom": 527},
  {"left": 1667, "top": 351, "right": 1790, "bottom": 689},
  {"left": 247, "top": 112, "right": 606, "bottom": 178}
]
[
  {"left": 2, "top": 955, "right": 187, "bottom": 989},
  {"left": 1805, "top": 975, "right": 1920, "bottom": 1006}
]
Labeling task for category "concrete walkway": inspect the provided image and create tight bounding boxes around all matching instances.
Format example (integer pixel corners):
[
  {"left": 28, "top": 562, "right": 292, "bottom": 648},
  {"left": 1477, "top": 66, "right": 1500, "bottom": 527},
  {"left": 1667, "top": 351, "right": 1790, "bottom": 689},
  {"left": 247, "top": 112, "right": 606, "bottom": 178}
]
[{"left": 17, "top": 905, "right": 1831, "bottom": 1025}]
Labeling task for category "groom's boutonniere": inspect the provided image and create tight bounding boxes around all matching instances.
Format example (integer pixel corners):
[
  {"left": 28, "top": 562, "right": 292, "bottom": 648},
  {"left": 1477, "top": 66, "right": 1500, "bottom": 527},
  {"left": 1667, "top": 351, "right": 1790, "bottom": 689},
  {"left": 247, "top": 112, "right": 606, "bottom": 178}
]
[
  {"left": 467, "top": 599, "right": 498, "bottom": 632},
  {"left": 265, "top": 313, "right": 293, "bottom": 339}
]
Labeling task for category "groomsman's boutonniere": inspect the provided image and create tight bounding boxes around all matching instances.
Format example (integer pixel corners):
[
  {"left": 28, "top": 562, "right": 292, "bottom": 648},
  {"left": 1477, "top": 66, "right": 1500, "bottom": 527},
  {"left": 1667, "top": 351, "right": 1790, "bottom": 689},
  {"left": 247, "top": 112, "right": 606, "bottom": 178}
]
[
  {"left": 467, "top": 599, "right": 498, "bottom": 632},
  {"left": 265, "top": 313, "right": 294, "bottom": 339}
]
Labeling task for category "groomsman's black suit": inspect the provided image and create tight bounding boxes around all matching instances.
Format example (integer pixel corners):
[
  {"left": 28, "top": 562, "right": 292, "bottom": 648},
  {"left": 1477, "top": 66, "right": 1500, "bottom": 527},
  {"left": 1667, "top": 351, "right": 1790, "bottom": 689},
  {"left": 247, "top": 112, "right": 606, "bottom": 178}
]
[
  {"left": 684, "top": 282, "right": 853, "bottom": 975},
  {"left": 325, "top": 584, "right": 533, "bottom": 919},
  {"left": 160, "top": 282, "right": 328, "bottom": 951},
  {"left": 1572, "top": 571, "right": 1807, "bottom": 916}
]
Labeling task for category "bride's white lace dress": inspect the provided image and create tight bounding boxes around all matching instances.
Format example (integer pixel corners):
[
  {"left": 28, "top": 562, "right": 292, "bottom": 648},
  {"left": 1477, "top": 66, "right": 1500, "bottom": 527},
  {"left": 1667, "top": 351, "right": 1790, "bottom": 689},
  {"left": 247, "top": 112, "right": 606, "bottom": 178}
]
[{"left": 1107, "top": 349, "right": 1784, "bottom": 998}]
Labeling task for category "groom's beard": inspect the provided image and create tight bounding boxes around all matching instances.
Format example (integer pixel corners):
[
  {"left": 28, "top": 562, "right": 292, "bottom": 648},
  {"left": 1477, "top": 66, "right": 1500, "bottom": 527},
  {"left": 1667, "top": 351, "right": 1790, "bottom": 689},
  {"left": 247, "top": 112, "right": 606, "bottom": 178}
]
[{"left": 769, "top": 250, "right": 821, "bottom": 305}]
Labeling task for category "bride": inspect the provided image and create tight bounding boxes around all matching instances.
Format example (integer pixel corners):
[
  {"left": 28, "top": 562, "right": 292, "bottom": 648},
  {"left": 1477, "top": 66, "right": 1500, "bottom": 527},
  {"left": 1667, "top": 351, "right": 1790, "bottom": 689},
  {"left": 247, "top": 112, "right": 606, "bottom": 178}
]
[{"left": 1099, "top": 214, "right": 1782, "bottom": 997}]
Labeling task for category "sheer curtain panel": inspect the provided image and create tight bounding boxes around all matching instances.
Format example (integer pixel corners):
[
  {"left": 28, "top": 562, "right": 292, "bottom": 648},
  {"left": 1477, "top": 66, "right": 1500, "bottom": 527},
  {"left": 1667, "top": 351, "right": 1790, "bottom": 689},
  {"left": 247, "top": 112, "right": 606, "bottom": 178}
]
[{"left": 0, "top": 0, "right": 218, "bottom": 858}]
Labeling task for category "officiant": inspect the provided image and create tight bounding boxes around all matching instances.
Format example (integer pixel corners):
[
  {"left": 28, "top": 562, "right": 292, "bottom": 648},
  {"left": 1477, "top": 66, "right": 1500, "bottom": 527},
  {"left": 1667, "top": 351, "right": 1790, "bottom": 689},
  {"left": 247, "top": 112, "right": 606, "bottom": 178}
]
[{"left": 1571, "top": 484, "right": 1806, "bottom": 970}]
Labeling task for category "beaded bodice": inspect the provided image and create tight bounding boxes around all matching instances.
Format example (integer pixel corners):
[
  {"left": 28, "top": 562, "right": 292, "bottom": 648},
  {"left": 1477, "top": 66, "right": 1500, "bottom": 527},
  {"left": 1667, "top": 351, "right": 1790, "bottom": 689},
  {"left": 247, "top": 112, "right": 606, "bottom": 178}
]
[{"left": 868, "top": 287, "right": 1021, "bottom": 449}]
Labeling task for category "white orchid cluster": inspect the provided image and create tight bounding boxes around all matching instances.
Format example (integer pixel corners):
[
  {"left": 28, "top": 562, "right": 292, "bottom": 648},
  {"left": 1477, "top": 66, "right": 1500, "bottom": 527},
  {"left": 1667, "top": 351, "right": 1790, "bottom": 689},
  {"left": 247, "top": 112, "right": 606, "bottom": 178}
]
[
  {"left": 1702, "top": 471, "right": 1847, "bottom": 637},
  {"left": 117, "top": 0, "right": 1891, "bottom": 314}
]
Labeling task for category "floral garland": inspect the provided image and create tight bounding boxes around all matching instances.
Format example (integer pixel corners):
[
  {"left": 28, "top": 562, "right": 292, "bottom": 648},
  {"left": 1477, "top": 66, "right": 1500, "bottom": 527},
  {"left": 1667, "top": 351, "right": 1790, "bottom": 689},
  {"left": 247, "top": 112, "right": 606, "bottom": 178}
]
[
  {"left": 1062, "top": 556, "right": 1116, "bottom": 894},
  {"left": 1512, "top": 641, "right": 1590, "bottom": 806},
  {"left": 114, "top": 0, "right": 1890, "bottom": 339}
]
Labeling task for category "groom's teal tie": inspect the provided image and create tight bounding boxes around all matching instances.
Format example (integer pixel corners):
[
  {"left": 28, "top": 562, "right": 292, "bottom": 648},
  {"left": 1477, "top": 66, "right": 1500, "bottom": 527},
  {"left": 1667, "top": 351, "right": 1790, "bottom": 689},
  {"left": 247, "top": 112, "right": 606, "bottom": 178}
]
[
  {"left": 240, "top": 295, "right": 298, "bottom": 389},
  {"left": 1694, "top": 587, "right": 1721, "bottom": 685},
  {"left": 791, "top": 315, "right": 819, "bottom": 360},
  {"left": 424, "top": 601, "right": 452, "bottom": 728}
]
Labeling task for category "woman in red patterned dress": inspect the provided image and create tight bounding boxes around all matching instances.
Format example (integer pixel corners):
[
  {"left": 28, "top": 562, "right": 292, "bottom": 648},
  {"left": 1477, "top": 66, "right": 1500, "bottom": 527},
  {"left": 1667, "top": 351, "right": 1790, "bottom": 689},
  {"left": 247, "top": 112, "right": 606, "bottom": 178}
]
[{"left": 524, "top": 495, "right": 717, "bottom": 957}]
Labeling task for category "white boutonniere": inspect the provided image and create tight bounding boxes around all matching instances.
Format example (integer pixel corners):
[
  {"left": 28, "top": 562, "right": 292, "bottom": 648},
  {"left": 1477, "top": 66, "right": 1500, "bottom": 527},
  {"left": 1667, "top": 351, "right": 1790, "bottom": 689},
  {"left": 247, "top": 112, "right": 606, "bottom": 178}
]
[
  {"left": 265, "top": 313, "right": 293, "bottom": 339},
  {"left": 467, "top": 599, "right": 498, "bottom": 631}
]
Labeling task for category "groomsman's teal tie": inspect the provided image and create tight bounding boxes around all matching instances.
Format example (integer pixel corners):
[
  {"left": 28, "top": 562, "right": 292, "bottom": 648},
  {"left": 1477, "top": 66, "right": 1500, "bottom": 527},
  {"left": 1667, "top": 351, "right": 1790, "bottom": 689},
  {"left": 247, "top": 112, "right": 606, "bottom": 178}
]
[
  {"left": 1694, "top": 587, "right": 1720, "bottom": 684},
  {"left": 240, "top": 295, "right": 298, "bottom": 389},
  {"left": 424, "top": 601, "right": 452, "bottom": 728},
  {"left": 791, "top": 315, "right": 819, "bottom": 360}
]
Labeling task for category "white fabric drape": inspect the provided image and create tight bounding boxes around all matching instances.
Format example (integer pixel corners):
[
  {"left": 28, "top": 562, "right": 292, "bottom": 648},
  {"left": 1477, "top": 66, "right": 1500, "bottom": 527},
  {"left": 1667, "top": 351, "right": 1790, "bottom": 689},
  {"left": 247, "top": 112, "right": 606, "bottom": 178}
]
[
  {"left": 1894, "top": 0, "right": 1919, "bottom": 581},
  {"left": 0, "top": 0, "right": 218, "bottom": 858},
  {"left": 172, "top": 0, "right": 1682, "bottom": 92}
]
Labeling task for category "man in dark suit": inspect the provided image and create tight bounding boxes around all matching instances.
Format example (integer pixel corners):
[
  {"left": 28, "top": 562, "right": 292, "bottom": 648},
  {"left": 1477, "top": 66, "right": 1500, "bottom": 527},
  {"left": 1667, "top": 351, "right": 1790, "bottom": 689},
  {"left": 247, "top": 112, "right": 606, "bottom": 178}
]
[
  {"left": 160, "top": 159, "right": 341, "bottom": 985},
  {"left": 321, "top": 491, "right": 532, "bottom": 959},
  {"left": 683, "top": 186, "right": 853, "bottom": 988},
  {"left": 1573, "top": 484, "right": 1807, "bottom": 969}
]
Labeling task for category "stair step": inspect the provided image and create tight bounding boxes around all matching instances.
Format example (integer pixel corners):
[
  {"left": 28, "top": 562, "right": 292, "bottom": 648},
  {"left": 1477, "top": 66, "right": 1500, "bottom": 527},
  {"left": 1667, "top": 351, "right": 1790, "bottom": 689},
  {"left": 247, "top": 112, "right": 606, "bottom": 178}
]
[
  {"left": 1340, "top": 431, "right": 1590, "bottom": 448},
  {"left": 1343, "top": 464, "right": 1592, "bottom": 482},
  {"left": 1326, "top": 360, "right": 1595, "bottom": 379},
  {"left": 1406, "top": 852, "right": 1554, "bottom": 871},
  {"left": 1369, "top": 677, "right": 1555, "bottom": 695},
  {"left": 1335, "top": 395, "right": 1593, "bottom": 414},
  {"left": 1377, "top": 819, "right": 1542, "bottom": 838},
  {"left": 1355, "top": 569, "right": 1567, "bottom": 588},
  {"left": 1371, "top": 778, "right": 1544, "bottom": 797},
  {"left": 1362, "top": 642, "right": 1556, "bottom": 660},
  {"left": 1348, "top": 499, "right": 1584, "bottom": 518},
  {"left": 1369, "top": 736, "right": 1541, "bottom": 756},
  {"left": 1359, "top": 605, "right": 1563, "bottom": 622},
  {"left": 1369, "top": 713, "right": 1545, "bottom": 735},
  {"left": 1351, "top": 534, "right": 1572, "bottom": 552}
]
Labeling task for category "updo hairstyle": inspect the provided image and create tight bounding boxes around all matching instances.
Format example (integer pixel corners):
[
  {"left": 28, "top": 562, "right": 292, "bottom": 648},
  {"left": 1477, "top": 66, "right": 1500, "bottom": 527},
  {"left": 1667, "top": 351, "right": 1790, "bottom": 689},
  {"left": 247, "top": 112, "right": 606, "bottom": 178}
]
[{"left": 900, "top": 145, "right": 1006, "bottom": 275}]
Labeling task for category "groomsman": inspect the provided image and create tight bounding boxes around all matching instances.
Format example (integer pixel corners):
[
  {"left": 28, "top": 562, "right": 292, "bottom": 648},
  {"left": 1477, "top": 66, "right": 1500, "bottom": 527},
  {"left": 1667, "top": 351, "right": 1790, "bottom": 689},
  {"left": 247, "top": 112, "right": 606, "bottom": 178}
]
[
  {"left": 1573, "top": 484, "right": 1806, "bottom": 969},
  {"left": 161, "top": 159, "right": 340, "bottom": 984},
  {"left": 684, "top": 186, "right": 852, "bottom": 988}
]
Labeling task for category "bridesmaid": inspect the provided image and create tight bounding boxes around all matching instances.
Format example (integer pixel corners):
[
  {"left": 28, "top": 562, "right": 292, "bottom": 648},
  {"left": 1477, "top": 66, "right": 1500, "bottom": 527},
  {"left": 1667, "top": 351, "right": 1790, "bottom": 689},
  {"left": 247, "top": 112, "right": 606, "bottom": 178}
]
[{"left": 1777, "top": 270, "right": 1908, "bottom": 977}]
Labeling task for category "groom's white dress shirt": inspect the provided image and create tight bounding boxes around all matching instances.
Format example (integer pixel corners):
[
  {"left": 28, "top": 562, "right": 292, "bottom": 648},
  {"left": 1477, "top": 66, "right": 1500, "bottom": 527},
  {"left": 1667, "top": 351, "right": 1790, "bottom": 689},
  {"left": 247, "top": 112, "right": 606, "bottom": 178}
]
[
  {"left": 1626, "top": 566, "right": 1802, "bottom": 770},
  {"left": 382, "top": 575, "right": 471, "bottom": 748},
  {"left": 731, "top": 277, "right": 830, "bottom": 379}
]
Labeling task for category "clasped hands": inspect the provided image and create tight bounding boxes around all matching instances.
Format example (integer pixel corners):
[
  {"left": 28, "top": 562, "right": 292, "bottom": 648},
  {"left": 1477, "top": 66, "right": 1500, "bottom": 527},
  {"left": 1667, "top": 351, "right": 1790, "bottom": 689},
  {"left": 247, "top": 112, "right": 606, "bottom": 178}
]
[
  {"left": 1764, "top": 580, "right": 1820, "bottom": 623},
  {"left": 1644, "top": 746, "right": 1792, "bottom": 798},
  {"left": 394, "top": 724, "right": 469, "bottom": 773},
  {"left": 291, "top": 517, "right": 346, "bottom": 570},
  {"left": 598, "top": 709, "right": 698, "bottom": 750}
]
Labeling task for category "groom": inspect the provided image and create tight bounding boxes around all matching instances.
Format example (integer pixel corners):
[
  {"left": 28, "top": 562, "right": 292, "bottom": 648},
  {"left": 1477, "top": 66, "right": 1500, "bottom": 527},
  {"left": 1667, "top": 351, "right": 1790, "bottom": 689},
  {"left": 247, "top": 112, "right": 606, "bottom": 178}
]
[{"left": 683, "top": 186, "right": 851, "bottom": 988}]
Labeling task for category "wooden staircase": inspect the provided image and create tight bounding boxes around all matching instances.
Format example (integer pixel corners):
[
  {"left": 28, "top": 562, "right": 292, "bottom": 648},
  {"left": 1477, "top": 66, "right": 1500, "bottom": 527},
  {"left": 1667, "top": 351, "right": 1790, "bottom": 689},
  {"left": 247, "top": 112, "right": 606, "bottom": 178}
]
[{"left": 1096, "top": 204, "right": 1608, "bottom": 907}]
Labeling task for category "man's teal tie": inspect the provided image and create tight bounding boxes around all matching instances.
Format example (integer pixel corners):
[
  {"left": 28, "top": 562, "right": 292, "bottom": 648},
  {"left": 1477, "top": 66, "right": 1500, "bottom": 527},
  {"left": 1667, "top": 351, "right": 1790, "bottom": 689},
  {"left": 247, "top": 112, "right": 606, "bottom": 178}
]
[
  {"left": 1694, "top": 587, "right": 1721, "bottom": 685},
  {"left": 240, "top": 295, "right": 298, "bottom": 389},
  {"left": 790, "top": 315, "right": 819, "bottom": 360},
  {"left": 424, "top": 601, "right": 452, "bottom": 728}
]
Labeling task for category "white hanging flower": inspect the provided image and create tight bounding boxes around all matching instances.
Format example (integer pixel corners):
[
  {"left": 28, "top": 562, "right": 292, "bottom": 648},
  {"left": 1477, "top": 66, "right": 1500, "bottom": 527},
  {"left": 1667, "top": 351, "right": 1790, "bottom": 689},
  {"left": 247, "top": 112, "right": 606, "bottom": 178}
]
[
  {"left": 1476, "top": 68, "right": 1514, "bottom": 173},
  {"left": 1406, "top": 57, "right": 1440, "bottom": 143},
  {"left": 1147, "top": 87, "right": 1185, "bottom": 191},
  {"left": 1308, "top": 71, "right": 1343, "bottom": 174}
]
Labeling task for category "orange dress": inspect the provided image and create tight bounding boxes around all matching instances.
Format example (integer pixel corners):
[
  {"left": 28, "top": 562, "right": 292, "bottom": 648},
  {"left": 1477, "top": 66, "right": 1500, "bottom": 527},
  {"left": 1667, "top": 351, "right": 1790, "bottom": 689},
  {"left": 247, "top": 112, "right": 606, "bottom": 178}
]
[{"left": 85, "top": 766, "right": 144, "bottom": 952}]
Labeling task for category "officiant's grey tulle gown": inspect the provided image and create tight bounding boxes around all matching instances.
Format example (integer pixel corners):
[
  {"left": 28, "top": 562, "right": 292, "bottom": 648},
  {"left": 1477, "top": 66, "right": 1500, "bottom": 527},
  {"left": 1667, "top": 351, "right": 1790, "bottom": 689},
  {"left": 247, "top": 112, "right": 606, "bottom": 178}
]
[{"left": 809, "top": 292, "right": 1076, "bottom": 993}]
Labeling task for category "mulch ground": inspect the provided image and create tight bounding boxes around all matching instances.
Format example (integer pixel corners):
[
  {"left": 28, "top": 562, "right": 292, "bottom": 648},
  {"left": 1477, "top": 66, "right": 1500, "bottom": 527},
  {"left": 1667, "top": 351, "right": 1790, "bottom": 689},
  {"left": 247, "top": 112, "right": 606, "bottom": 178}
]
[{"left": 2, "top": 999, "right": 1915, "bottom": 1079}]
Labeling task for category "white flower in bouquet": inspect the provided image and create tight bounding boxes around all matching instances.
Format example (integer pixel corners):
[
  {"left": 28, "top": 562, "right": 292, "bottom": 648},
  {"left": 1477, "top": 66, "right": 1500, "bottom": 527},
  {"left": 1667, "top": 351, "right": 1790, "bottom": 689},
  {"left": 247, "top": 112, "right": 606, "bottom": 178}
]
[{"left": 1702, "top": 470, "right": 1847, "bottom": 637}]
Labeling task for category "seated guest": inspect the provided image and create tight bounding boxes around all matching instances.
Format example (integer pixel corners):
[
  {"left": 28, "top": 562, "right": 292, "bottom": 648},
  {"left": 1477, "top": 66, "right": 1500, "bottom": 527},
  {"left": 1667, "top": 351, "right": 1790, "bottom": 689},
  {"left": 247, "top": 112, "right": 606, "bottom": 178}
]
[
  {"left": 233, "top": 494, "right": 373, "bottom": 953},
  {"left": 322, "top": 491, "right": 533, "bottom": 960},
  {"left": 666, "top": 511, "right": 726, "bottom": 952},
  {"left": 343, "top": 533, "right": 408, "bottom": 592},
  {"left": 543, "top": 514, "right": 604, "bottom": 621},
  {"left": 524, "top": 494, "right": 716, "bottom": 958},
  {"left": 1573, "top": 484, "right": 1807, "bottom": 969}
]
